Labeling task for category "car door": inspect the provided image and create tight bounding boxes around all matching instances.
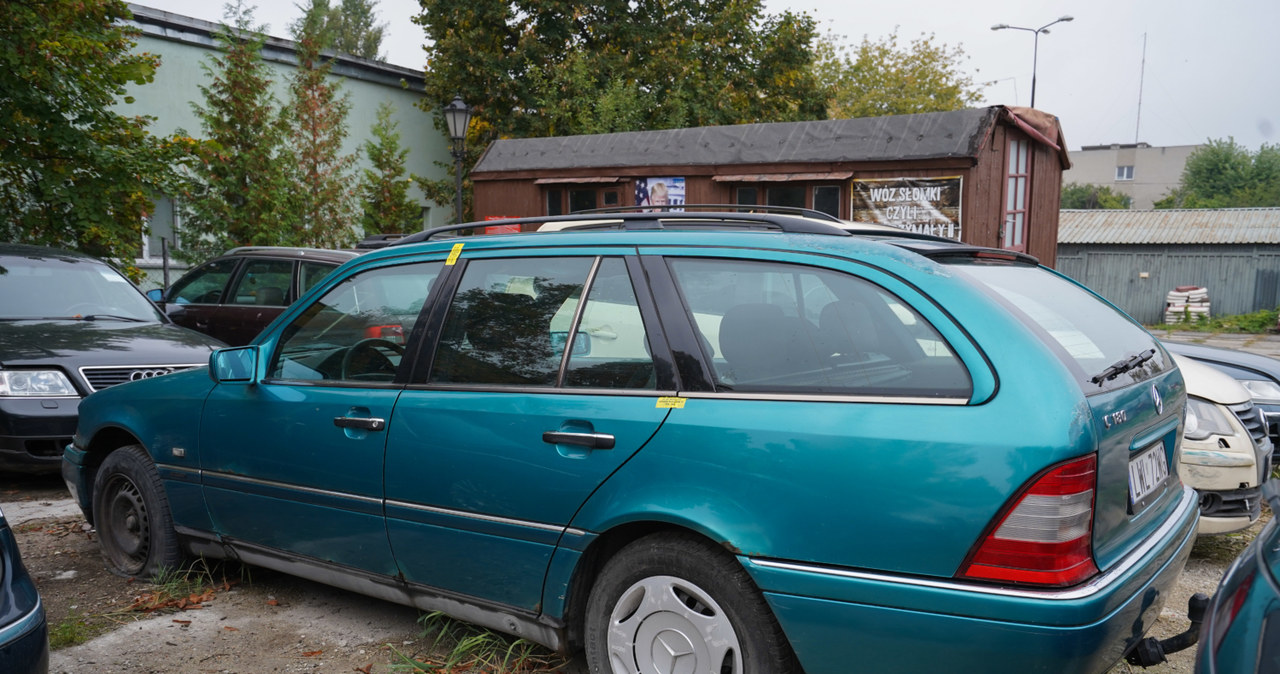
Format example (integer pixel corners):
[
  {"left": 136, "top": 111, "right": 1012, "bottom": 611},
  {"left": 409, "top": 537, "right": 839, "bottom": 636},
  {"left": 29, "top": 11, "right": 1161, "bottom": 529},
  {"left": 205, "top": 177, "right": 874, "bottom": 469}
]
[
  {"left": 383, "top": 251, "right": 674, "bottom": 610},
  {"left": 212, "top": 257, "right": 297, "bottom": 345},
  {"left": 163, "top": 257, "right": 240, "bottom": 340},
  {"left": 199, "top": 258, "right": 445, "bottom": 575}
]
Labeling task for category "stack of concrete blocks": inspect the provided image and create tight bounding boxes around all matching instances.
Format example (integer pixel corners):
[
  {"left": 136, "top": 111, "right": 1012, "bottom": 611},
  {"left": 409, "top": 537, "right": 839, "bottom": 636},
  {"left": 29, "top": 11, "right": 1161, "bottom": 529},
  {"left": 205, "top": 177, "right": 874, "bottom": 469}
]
[{"left": 1164, "top": 286, "right": 1210, "bottom": 324}]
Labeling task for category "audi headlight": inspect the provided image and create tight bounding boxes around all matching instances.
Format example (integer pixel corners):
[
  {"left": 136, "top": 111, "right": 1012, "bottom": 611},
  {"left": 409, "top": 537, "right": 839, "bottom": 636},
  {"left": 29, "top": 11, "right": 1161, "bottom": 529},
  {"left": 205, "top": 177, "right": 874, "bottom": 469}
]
[
  {"left": 1241, "top": 379, "right": 1280, "bottom": 405},
  {"left": 0, "top": 370, "right": 78, "bottom": 397},
  {"left": 1184, "top": 397, "right": 1235, "bottom": 441}
]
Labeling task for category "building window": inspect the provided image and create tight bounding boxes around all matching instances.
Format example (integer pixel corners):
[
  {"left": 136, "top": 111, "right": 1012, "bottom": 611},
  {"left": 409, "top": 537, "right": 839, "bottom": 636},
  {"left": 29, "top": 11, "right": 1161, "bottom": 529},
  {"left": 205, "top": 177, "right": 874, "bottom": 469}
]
[
  {"left": 767, "top": 185, "right": 805, "bottom": 208},
  {"left": 1115, "top": 165, "right": 1134, "bottom": 181},
  {"left": 569, "top": 189, "right": 597, "bottom": 213},
  {"left": 736, "top": 187, "right": 758, "bottom": 205},
  {"left": 812, "top": 185, "right": 841, "bottom": 218},
  {"left": 1002, "top": 136, "right": 1030, "bottom": 253},
  {"left": 546, "top": 186, "right": 621, "bottom": 215},
  {"left": 141, "top": 197, "right": 178, "bottom": 260}
]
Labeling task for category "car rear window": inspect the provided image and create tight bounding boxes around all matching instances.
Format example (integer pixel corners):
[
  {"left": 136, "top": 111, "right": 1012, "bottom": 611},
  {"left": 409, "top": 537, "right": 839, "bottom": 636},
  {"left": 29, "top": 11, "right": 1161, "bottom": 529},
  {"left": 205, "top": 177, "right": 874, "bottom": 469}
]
[{"left": 955, "top": 262, "right": 1170, "bottom": 393}]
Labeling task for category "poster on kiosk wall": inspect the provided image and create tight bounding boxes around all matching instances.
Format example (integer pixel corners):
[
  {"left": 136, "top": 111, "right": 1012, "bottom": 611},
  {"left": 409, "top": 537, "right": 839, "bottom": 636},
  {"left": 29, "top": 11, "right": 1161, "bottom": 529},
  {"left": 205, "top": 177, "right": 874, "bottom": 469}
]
[
  {"left": 850, "top": 177, "right": 962, "bottom": 240},
  {"left": 635, "top": 177, "right": 685, "bottom": 211}
]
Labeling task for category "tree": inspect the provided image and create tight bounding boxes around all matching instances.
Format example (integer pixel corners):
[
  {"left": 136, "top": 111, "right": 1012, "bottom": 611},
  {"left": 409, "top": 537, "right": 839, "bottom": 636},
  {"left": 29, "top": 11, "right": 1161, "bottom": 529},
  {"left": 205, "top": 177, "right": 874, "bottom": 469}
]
[
  {"left": 286, "top": 7, "right": 359, "bottom": 248},
  {"left": 359, "top": 103, "right": 421, "bottom": 235},
  {"left": 291, "top": 0, "right": 386, "bottom": 60},
  {"left": 412, "top": 0, "right": 827, "bottom": 218},
  {"left": 1061, "top": 183, "right": 1131, "bottom": 209},
  {"left": 0, "top": 0, "right": 192, "bottom": 278},
  {"left": 414, "top": 0, "right": 826, "bottom": 139},
  {"left": 813, "top": 29, "right": 986, "bottom": 118},
  {"left": 1156, "top": 138, "right": 1280, "bottom": 208},
  {"left": 181, "top": 2, "right": 297, "bottom": 262}
]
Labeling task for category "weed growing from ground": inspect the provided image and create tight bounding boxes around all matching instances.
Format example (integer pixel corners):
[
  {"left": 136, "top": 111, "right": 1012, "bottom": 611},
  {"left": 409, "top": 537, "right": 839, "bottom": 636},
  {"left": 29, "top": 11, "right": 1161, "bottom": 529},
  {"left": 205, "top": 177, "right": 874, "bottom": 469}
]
[{"left": 388, "top": 611, "right": 569, "bottom": 673}]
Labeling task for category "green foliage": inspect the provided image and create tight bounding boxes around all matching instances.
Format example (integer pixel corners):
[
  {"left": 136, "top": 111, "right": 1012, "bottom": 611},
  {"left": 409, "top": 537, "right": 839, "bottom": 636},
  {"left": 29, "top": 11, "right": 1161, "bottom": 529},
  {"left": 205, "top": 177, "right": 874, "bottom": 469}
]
[
  {"left": 48, "top": 609, "right": 91, "bottom": 650},
  {"left": 285, "top": 7, "right": 360, "bottom": 248},
  {"left": 388, "top": 611, "right": 567, "bottom": 672},
  {"left": 814, "top": 30, "right": 986, "bottom": 118},
  {"left": 359, "top": 103, "right": 421, "bottom": 234},
  {"left": 181, "top": 2, "right": 297, "bottom": 263},
  {"left": 1060, "top": 182, "right": 1131, "bottom": 209},
  {"left": 1155, "top": 138, "right": 1280, "bottom": 208},
  {"left": 291, "top": 0, "right": 387, "bottom": 60},
  {"left": 0, "top": 0, "right": 194, "bottom": 280},
  {"left": 413, "top": 0, "right": 826, "bottom": 140},
  {"left": 1149, "top": 307, "right": 1279, "bottom": 333}
]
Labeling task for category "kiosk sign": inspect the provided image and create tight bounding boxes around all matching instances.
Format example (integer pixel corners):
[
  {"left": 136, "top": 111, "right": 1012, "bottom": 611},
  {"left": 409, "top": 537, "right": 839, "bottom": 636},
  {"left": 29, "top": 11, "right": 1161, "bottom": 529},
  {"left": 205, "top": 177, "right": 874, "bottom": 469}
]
[{"left": 851, "top": 177, "right": 962, "bottom": 239}]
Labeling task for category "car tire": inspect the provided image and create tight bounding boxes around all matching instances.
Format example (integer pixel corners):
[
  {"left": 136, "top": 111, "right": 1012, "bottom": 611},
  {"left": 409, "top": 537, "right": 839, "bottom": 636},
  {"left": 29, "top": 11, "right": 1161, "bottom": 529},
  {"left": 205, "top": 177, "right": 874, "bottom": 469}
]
[
  {"left": 92, "top": 445, "right": 182, "bottom": 578},
  {"left": 584, "top": 532, "right": 799, "bottom": 674}
]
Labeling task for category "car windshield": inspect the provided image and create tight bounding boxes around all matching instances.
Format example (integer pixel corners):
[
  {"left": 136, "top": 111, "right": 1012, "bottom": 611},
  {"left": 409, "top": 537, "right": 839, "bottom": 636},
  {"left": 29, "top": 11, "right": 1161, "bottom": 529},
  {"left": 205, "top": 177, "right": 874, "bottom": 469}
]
[
  {"left": 955, "top": 261, "right": 1170, "bottom": 393},
  {"left": 0, "top": 253, "right": 164, "bottom": 322}
]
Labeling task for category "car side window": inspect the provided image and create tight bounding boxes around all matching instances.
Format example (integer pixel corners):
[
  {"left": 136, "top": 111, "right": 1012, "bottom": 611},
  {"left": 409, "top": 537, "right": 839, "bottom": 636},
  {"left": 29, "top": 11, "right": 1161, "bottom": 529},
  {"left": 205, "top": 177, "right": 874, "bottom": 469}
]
[
  {"left": 229, "top": 259, "right": 294, "bottom": 306},
  {"left": 167, "top": 258, "right": 238, "bottom": 304},
  {"left": 563, "top": 258, "right": 656, "bottom": 389},
  {"left": 667, "top": 257, "right": 971, "bottom": 398},
  {"left": 429, "top": 257, "right": 595, "bottom": 386},
  {"left": 268, "top": 261, "right": 443, "bottom": 382},
  {"left": 300, "top": 261, "right": 337, "bottom": 295}
]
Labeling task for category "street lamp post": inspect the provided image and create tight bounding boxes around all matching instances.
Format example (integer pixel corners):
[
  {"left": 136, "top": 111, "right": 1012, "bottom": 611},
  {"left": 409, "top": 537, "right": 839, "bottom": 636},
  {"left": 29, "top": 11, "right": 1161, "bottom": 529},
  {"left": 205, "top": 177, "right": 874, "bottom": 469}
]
[
  {"left": 991, "top": 16, "right": 1073, "bottom": 108},
  {"left": 442, "top": 96, "right": 473, "bottom": 224}
]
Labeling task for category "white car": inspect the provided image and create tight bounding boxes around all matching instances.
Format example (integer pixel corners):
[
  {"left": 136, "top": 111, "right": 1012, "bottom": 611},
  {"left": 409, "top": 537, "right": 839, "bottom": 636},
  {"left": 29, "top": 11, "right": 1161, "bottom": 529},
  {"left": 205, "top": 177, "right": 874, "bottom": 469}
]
[{"left": 1173, "top": 354, "right": 1273, "bottom": 534}]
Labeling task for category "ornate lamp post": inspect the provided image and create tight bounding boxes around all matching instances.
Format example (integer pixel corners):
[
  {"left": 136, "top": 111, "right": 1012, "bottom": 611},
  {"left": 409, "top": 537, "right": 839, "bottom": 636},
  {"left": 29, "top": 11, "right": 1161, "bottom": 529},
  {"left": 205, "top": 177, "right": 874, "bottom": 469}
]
[
  {"left": 991, "top": 16, "right": 1073, "bottom": 108},
  {"left": 442, "top": 96, "right": 473, "bottom": 224}
]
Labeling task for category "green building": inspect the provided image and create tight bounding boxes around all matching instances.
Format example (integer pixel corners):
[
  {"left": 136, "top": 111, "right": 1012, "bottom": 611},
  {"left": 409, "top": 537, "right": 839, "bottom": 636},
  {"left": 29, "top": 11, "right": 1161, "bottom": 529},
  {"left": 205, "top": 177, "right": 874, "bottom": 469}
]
[{"left": 123, "top": 3, "right": 449, "bottom": 285}]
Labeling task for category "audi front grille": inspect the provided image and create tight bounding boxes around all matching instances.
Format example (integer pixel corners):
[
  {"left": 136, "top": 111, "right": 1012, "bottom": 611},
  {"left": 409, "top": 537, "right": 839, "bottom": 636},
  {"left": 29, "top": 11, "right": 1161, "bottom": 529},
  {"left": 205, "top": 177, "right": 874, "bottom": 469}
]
[{"left": 79, "top": 364, "right": 203, "bottom": 392}]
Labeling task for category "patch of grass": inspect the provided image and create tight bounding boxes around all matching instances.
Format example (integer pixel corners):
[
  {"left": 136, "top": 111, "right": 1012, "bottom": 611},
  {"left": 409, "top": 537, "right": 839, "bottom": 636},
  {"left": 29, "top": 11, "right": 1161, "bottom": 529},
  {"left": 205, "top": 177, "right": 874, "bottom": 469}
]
[
  {"left": 388, "top": 611, "right": 568, "bottom": 673},
  {"left": 48, "top": 608, "right": 91, "bottom": 649},
  {"left": 1149, "top": 307, "right": 1279, "bottom": 334},
  {"left": 123, "top": 557, "right": 241, "bottom": 614}
]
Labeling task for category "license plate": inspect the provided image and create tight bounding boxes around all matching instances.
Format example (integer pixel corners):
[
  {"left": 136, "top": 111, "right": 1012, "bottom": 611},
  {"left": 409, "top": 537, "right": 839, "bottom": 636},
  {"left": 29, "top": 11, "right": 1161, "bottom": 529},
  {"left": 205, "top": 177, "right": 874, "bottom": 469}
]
[{"left": 1129, "top": 443, "right": 1170, "bottom": 509}]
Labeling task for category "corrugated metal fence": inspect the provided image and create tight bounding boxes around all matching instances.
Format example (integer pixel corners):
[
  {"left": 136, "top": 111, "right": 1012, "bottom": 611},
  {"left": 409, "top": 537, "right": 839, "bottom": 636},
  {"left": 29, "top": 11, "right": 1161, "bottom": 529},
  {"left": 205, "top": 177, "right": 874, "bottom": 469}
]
[{"left": 1056, "top": 244, "right": 1280, "bottom": 325}]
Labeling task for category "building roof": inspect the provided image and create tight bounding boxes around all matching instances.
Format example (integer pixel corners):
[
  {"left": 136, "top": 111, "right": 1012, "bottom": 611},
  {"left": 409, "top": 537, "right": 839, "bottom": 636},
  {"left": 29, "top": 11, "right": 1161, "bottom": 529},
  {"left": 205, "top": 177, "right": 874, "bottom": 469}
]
[
  {"left": 474, "top": 106, "right": 1067, "bottom": 175},
  {"left": 126, "top": 3, "right": 423, "bottom": 89},
  {"left": 1058, "top": 208, "right": 1280, "bottom": 245}
]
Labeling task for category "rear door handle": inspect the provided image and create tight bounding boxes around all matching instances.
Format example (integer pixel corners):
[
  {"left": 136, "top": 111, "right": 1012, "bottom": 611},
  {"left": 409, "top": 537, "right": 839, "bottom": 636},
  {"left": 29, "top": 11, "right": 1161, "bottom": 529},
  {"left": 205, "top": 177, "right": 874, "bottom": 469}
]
[
  {"left": 542, "top": 431, "right": 614, "bottom": 450},
  {"left": 334, "top": 416, "right": 386, "bottom": 431}
]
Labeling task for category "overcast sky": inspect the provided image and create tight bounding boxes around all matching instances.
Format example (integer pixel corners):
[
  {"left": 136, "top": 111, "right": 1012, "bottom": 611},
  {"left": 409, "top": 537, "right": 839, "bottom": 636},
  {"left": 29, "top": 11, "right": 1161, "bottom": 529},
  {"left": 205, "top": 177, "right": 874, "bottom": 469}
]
[{"left": 136, "top": 0, "right": 1279, "bottom": 151}]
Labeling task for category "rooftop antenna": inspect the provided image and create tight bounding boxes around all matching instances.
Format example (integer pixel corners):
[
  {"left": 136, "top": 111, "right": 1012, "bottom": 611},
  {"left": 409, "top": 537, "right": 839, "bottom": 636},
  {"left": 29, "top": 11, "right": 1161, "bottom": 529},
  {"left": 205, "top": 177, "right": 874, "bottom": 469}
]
[{"left": 1135, "top": 33, "right": 1147, "bottom": 143}]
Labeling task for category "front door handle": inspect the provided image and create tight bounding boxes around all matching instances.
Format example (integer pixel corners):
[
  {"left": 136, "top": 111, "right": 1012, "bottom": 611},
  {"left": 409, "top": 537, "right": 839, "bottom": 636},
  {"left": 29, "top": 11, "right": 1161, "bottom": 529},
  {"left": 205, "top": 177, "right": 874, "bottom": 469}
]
[
  {"left": 542, "top": 431, "right": 614, "bottom": 450},
  {"left": 334, "top": 416, "right": 386, "bottom": 431}
]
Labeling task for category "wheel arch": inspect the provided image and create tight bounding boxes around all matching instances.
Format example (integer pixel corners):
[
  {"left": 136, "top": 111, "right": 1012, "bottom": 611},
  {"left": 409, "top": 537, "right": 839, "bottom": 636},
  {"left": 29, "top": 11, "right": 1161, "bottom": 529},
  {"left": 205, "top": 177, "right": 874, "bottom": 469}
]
[
  {"left": 559, "top": 520, "right": 751, "bottom": 652},
  {"left": 75, "top": 426, "right": 147, "bottom": 525}
]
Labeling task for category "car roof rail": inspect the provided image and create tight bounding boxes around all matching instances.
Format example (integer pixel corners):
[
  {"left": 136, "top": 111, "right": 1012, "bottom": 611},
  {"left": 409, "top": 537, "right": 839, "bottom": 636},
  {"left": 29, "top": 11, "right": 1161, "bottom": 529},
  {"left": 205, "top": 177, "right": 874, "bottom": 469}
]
[
  {"left": 391, "top": 210, "right": 853, "bottom": 245},
  {"left": 223, "top": 245, "right": 357, "bottom": 256},
  {"left": 571, "top": 204, "right": 845, "bottom": 223}
]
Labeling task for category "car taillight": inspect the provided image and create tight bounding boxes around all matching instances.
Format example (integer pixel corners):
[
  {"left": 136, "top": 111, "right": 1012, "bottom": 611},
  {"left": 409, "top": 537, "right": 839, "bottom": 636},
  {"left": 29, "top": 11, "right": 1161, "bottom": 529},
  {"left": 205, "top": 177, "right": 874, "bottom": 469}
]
[
  {"left": 365, "top": 324, "right": 405, "bottom": 344},
  {"left": 1213, "top": 569, "right": 1256, "bottom": 655},
  {"left": 959, "top": 454, "right": 1099, "bottom": 587}
]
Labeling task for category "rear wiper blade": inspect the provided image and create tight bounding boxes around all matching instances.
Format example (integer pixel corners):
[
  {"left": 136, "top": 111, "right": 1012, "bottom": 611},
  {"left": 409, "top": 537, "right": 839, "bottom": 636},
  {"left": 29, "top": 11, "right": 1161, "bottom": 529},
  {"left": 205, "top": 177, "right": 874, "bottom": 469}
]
[{"left": 1090, "top": 348, "right": 1156, "bottom": 386}]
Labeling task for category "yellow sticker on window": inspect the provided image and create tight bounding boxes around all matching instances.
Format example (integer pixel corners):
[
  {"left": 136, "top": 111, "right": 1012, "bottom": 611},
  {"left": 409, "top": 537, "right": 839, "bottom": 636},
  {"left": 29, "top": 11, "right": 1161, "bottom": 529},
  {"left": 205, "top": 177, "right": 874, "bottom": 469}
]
[
  {"left": 656, "top": 397, "right": 687, "bottom": 409},
  {"left": 445, "top": 243, "right": 464, "bottom": 265}
]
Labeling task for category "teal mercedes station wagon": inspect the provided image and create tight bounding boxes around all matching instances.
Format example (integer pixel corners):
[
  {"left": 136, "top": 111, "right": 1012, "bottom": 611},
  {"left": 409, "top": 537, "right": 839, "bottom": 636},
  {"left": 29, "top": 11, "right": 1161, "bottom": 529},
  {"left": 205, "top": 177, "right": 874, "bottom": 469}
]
[{"left": 64, "top": 211, "right": 1200, "bottom": 673}]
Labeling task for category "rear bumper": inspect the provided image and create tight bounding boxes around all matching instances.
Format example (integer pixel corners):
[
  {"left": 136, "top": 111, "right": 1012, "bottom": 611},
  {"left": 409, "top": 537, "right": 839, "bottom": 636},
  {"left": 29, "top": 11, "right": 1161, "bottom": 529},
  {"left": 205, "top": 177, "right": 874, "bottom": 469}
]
[{"left": 746, "top": 486, "right": 1200, "bottom": 674}]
